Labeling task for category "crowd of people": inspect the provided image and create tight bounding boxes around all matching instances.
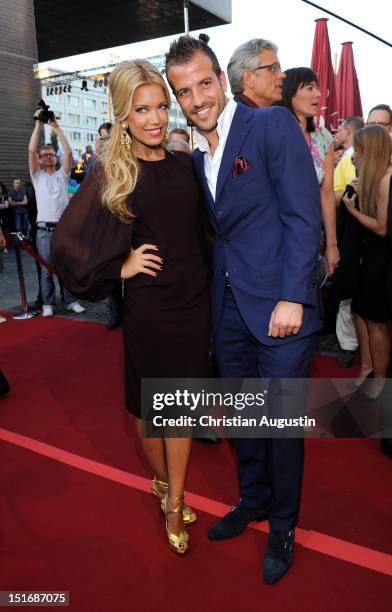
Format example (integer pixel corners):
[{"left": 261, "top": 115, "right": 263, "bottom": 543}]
[{"left": 1, "top": 34, "right": 391, "bottom": 584}]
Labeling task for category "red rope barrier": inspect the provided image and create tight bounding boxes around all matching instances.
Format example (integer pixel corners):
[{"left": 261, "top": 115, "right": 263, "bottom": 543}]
[{"left": 15, "top": 233, "right": 57, "bottom": 275}]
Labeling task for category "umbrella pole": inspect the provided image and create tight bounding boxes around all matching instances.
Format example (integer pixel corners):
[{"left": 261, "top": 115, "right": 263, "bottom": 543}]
[{"left": 183, "top": 0, "right": 190, "bottom": 35}]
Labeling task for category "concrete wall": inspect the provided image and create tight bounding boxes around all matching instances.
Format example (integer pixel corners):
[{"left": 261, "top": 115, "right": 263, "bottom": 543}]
[{"left": 0, "top": 0, "right": 42, "bottom": 186}]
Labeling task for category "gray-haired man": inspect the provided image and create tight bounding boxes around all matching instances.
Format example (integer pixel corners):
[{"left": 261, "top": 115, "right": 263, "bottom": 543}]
[{"left": 227, "top": 38, "right": 285, "bottom": 108}]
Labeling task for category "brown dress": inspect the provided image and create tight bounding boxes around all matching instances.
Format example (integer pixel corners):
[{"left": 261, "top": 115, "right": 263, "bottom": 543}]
[{"left": 52, "top": 152, "right": 210, "bottom": 416}]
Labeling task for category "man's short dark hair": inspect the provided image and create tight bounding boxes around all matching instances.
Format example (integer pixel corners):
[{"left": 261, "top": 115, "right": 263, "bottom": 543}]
[
  {"left": 169, "top": 128, "right": 189, "bottom": 143},
  {"left": 165, "top": 35, "right": 222, "bottom": 89},
  {"left": 98, "top": 122, "right": 113, "bottom": 136},
  {"left": 342, "top": 115, "right": 364, "bottom": 132},
  {"left": 37, "top": 144, "right": 55, "bottom": 155},
  {"left": 367, "top": 104, "right": 392, "bottom": 123}
]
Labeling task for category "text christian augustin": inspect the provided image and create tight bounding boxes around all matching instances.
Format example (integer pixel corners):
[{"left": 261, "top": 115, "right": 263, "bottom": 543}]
[{"left": 150, "top": 389, "right": 316, "bottom": 430}]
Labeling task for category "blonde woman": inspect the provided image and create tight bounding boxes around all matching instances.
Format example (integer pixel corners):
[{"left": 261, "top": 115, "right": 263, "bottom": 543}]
[
  {"left": 343, "top": 124, "right": 392, "bottom": 398},
  {"left": 52, "top": 60, "right": 210, "bottom": 554}
]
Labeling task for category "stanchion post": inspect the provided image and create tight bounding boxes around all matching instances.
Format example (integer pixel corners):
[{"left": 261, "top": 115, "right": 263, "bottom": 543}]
[{"left": 11, "top": 232, "right": 36, "bottom": 320}]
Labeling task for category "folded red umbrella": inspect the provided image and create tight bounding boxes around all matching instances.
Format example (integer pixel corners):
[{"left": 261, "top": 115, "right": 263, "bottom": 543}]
[
  {"left": 311, "top": 18, "right": 338, "bottom": 131},
  {"left": 336, "top": 41, "right": 363, "bottom": 124}
]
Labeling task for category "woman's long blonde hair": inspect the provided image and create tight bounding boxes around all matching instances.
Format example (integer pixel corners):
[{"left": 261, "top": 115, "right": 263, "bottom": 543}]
[
  {"left": 354, "top": 125, "right": 392, "bottom": 218},
  {"left": 101, "top": 60, "right": 171, "bottom": 223}
]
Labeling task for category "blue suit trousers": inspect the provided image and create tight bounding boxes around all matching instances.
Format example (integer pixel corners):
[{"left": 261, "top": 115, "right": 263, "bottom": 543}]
[{"left": 214, "top": 288, "right": 316, "bottom": 532}]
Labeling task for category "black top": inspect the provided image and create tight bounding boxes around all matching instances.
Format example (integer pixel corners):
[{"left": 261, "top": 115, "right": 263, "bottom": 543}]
[{"left": 52, "top": 152, "right": 211, "bottom": 416}]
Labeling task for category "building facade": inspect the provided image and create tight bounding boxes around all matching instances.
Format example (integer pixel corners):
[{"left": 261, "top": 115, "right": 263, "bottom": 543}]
[
  {"left": 39, "top": 71, "right": 109, "bottom": 161},
  {"left": 0, "top": 0, "right": 41, "bottom": 186}
]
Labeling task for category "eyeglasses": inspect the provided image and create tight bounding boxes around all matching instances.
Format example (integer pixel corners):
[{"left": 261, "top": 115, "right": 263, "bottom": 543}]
[
  {"left": 253, "top": 63, "right": 282, "bottom": 74},
  {"left": 40, "top": 153, "right": 55, "bottom": 158}
]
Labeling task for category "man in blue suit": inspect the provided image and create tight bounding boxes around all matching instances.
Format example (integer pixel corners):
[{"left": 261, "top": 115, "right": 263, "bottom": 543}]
[{"left": 166, "top": 36, "right": 322, "bottom": 584}]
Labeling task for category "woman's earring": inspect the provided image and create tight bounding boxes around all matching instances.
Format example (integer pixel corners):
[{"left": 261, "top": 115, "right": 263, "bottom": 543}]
[
  {"left": 120, "top": 121, "right": 132, "bottom": 150},
  {"left": 163, "top": 131, "right": 169, "bottom": 146}
]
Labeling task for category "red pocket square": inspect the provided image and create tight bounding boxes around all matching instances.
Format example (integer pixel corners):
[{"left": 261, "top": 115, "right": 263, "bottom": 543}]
[{"left": 232, "top": 156, "right": 250, "bottom": 176}]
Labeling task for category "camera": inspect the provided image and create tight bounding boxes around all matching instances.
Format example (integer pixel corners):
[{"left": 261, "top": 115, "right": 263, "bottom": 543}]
[{"left": 34, "top": 99, "right": 55, "bottom": 124}]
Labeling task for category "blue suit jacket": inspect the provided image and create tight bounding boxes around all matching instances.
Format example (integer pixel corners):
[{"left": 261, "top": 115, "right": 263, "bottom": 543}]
[{"left": 192, "top": 103, "right": 323, "bottom": 346}]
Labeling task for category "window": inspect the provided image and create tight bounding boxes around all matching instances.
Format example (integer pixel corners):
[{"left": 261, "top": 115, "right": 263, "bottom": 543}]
[
  {"left": 70, "top": 131, "right": 81, "bottom": 142},
  {"left": 85, "top": 98, "right": 97, "bottom": 110},
  {"left": 86, "top": 133, "right": 96, "bottom": 143},
  {"left": 68, "top": 113, "right": 81, "bottom": 126},
  {"left": 100, "top": 101, "right": 108, "bottom": 113},
  {"left": 86, "top": 116, "right": 98, "bottom": 127},
  {"left": 67, "top": 95, "right": 79, "bottom": 107}
]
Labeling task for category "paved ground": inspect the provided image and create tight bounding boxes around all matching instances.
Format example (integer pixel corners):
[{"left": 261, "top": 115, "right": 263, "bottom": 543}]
[{"left": 0, "top": 246, "right": 110, "bottom": 324}]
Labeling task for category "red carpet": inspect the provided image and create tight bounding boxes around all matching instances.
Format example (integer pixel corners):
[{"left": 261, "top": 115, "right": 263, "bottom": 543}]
[{"left": 1, "top": 313, "right": 391, "bottom": 611}]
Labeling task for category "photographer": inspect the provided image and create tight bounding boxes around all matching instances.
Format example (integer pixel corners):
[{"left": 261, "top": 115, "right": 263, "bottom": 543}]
[{"left": 28, "top": 107, "right": 85, "bottom": 317}]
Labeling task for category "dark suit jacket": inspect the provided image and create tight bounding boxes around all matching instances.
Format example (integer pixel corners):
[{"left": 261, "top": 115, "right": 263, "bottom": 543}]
[{"left": 192, "top": 103, "right": 322, "bottom": 346}]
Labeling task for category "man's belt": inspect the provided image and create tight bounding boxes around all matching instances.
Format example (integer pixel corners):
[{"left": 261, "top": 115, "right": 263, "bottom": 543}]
[{"left": 37, "top": 222, "right": 58, "bottom": 232}]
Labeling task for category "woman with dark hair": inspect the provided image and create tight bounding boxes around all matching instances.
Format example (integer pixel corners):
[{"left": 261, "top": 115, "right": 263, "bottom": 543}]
[
  {"left": 0, "top": 182, "right": 10, "bottom": 252},
  {"left": 342, "top": 124, "right": 392, "bottom": 397},
  {"left": 281, "top": 68, "right": 339, "bottom": 276},
  {"left": 53, "top": 60, "right": 210, "bottom": 555}
]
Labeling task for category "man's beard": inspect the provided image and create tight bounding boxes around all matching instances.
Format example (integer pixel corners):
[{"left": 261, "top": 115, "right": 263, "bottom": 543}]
[{"left": 188, "top": 94, "right": 227, "bottom": 134}]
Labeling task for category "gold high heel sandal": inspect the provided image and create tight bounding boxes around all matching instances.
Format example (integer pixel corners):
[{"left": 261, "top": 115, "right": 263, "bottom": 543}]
[
  {"left": 162, "top": 493, "right": 189, "bottom": 556},
  {"left": 151, "top": 477, "right": 196, "bottom": 524}
]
